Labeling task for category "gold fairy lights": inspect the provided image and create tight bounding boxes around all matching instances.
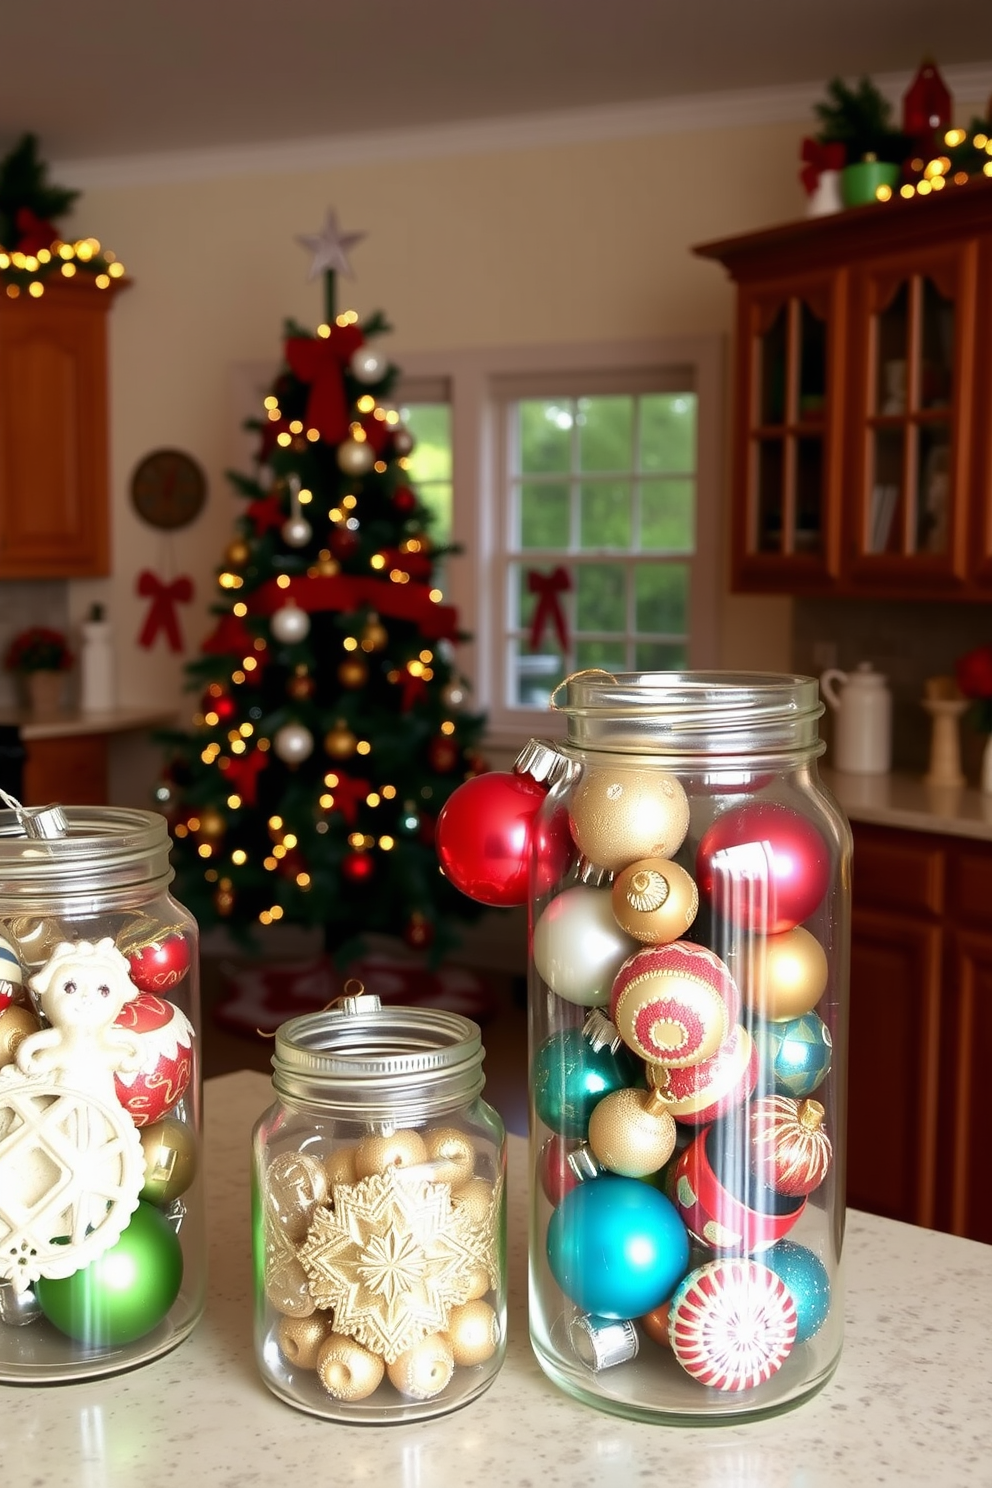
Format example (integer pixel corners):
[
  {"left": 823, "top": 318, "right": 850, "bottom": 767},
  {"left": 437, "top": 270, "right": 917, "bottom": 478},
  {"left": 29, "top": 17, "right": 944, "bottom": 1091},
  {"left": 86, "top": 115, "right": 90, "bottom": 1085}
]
[
  {"left": 0, "top": 237, "right": 125, "bottom": 298},
  {"left": 879, "top": 127, "right": 992, "bottom": 201}
]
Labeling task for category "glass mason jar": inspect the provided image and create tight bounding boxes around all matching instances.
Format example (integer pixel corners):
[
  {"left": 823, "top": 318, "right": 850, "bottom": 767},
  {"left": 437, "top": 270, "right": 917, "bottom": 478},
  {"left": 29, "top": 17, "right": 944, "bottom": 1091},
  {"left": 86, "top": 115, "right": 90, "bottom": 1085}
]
[
  {"left": 528, "top": 672, "right": 850, "bottom": 1423},
  {"left": 252, "top": 993, "right": 507, "bottom": 1422},
  {"left": 0, "top": 803, "right": 204, "bottom": 1382}
]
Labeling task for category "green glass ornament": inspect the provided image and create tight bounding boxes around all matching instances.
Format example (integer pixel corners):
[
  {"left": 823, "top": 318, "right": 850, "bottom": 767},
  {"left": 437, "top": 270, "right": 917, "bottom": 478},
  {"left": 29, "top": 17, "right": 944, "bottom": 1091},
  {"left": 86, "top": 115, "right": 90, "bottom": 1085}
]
[
  {"left": 532, "top": 1027, "right": 637, "bottom": 1140},
  {"left": 37, "top": 1202, "right": 183, "bottom": 1347}
]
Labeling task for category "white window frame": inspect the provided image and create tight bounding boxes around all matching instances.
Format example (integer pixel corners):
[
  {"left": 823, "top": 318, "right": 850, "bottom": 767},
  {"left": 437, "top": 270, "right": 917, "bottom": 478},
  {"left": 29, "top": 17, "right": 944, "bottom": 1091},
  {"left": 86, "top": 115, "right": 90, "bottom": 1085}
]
[{"left": 397, "top": 337, "right": 724, "bottom": 751}]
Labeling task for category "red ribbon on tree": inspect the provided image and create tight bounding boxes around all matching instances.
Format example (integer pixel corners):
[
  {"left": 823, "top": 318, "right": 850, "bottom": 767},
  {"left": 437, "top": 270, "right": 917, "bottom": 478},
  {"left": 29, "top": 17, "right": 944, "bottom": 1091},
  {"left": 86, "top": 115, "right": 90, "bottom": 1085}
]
[
  {"left": 136, "top": 570, "right": 194, "bottom": 652},
  {"left": 527, "top": 567, "right": 571, "bottom": 653},
  {"left": 799, "top": 139, "right": 846, "bottom": 194},
  {"left": 219, "top": 748, "right": 269, "bottom": 807},
  {"left": 248, "top": 572, "right": 460, "bottom": 642},
  {"left": 284, "top": 324, "right": 365, "bottom": 445}
]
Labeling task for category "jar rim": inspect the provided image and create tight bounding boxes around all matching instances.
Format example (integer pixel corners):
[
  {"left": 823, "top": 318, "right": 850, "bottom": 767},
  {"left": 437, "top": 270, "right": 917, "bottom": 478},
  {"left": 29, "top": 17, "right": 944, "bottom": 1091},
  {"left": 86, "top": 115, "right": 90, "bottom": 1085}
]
[{"left": 0, "top": 806, "right": 173, "bottom": 895}]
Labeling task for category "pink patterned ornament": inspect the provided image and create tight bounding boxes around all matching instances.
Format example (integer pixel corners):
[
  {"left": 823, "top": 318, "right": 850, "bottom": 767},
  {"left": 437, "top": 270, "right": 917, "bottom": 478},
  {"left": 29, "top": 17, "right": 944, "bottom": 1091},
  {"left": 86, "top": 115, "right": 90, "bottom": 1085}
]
[
  {"left": 113, "top": 994, "right": 194, "bottom": 1126},
  {"left": 748, "top": 1096, "right": 832, "bottom": 1197},
  {"left": 669, "top": 1258, "right": 797, "bottom": 1391}
]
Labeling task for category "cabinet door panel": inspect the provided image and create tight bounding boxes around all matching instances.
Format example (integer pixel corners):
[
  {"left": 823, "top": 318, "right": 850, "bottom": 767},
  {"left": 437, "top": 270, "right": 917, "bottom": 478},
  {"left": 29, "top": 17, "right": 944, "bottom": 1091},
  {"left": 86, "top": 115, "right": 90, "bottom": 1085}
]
[
  {"left": 22, "top": 734, "right": 108, "bottom": 806},
  {"left": 941, "top": 929, "right": 992, "bottom": 1242},
  {"left": 852, "top": 824, "right": 943, "bottom": 915},
  {"left": 848, "top": 909, "right": 942, "bottom": 1226},
  {"left": 946, "top": 842, "right": 992, "bottom": 929}
]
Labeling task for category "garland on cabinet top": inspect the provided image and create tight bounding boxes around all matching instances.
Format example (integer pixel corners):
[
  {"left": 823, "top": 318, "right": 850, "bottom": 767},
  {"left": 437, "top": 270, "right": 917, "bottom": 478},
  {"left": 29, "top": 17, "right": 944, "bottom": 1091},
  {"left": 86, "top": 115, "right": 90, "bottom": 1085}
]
[
  {"left": 155, "top": 210, "right": 489, "bottom": 958},
  {"left": 0, "top": 133, "right": 125, "bottom": 297},
  {"left": 800, "top": 62, "right": 992, "bottom": 210}
]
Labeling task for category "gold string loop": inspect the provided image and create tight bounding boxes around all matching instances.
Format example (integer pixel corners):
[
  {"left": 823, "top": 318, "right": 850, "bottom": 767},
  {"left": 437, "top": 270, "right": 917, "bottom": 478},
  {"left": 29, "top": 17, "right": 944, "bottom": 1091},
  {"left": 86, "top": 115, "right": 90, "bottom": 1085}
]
[{"left": 548, "top": 668, "right": 618, "bottom": 711}]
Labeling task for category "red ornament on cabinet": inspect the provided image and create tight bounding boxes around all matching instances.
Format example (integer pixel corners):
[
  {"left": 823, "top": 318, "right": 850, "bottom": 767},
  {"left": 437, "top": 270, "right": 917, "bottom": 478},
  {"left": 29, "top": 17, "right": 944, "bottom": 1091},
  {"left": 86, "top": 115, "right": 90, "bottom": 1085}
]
[{"left": 902, "top": 60, "right": 952, "bottom": 150}]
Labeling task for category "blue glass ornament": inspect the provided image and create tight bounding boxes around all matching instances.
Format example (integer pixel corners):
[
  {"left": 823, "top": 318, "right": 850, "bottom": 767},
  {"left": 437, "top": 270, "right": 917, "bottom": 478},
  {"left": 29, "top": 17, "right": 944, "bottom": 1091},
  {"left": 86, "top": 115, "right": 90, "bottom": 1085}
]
[
  {"left": 547, "top": 1174, "right": 690, "bottom": 1319},
  {"left": 532, "top": 1027, "right": 637, "bottom": 1139},
  {"left": 753, "top": 1011, "right": 832, "bottom": 1098},
  {"left": 764, "top": 1239, "right": 831, "bottom": 1342}
]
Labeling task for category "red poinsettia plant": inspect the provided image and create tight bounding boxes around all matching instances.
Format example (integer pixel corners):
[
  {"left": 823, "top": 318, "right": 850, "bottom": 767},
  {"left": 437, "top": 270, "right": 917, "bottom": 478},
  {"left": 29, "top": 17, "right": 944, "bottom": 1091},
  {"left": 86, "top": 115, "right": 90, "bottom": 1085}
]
[
  {"left": 3, "top": 626, "right": 73, "bottom": 673},
  {"left": 955, "top": 645, "right": 992, "bottom": 732}
]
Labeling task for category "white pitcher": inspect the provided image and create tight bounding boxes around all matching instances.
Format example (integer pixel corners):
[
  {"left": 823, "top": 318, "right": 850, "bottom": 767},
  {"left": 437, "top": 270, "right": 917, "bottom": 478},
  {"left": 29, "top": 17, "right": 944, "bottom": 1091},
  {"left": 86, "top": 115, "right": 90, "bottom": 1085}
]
[{"left": 820, "top": 662, "right": 892, "bottom": 774}]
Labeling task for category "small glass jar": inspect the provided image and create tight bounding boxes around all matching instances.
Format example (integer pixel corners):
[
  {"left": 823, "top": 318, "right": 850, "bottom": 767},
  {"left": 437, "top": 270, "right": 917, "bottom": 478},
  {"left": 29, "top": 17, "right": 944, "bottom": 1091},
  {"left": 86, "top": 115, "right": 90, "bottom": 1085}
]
[
  {"left": 252, "top": 993, "right": 507, "bottom": 1422},
  {"left": 528, "top": 673, "right": 850, "bottom": 1423},
  {"left": 0, "top": 803, "right": 204, "bottom": 1382}
]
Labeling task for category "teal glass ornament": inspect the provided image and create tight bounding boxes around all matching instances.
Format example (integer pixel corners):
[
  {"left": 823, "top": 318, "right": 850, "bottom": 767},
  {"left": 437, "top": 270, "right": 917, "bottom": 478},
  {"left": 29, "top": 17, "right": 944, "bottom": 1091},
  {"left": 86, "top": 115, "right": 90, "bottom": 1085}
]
[
  {"left": 547, "top": 1174, "right": 690, "bottom": 1319},
  {"left": 532, "top": 1027, "right": 637, "bottom": 1139},
  {"left": 37, "top": 1202, "right": 184, "bottom": 1347},
  {"left": 764, "top": 1239, "right": 831, "bottom": 1342},
  {"left": 754, "top": 1011, "right": 832, "bottom": 1099}
]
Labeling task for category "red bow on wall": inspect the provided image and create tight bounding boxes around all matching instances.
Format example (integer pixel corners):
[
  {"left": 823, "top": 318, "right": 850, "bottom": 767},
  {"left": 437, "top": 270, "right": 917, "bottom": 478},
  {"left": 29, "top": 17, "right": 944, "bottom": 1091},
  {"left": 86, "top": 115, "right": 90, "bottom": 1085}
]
[
  {"left": 284, "top": 324, "right": 365, "bottom": 445},
  {"left": 527, "top": 566, "right": 572, "bottom": 653},
  {"left": 136, "top": 570, "right": 194, "bottom": 652},
  {"left": 799, "top": 139, "right": 846, "bottom": 195}
]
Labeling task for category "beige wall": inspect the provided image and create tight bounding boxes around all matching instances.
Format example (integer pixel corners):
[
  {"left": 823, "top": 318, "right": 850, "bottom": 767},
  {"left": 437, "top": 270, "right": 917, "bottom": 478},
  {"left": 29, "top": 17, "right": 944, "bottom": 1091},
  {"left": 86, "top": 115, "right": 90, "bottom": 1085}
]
[{"left": 68, "top": 115, "right": 827, "bottom": 749}]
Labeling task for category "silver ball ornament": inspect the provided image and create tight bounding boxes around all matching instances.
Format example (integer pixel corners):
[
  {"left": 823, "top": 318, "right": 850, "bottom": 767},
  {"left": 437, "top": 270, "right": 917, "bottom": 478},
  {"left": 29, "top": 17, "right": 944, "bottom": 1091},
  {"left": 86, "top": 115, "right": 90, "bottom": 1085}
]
[
  {"left": 336, "top": 438, "right": 375, "bottom": 476},
  {"left": 349, "top": 346, "right": 388, "bottom": 384},
  {"left": 391, "top": 428, "right": 415, "bottom": 457},
  {"left": 273, "top": 723, "right": 315, "bottom": 765},
  {"left": 270, "top": 604, "right": 311, "bottom": 644},
  {"left": 281, "top": 515, "right": 313, "bottom": 549},
  {"left": 0, "top": 1279, "right": 43, "bottom": 1326},
  {"left": 533, "top": 885, "right": 639, "bottom": 1007}
]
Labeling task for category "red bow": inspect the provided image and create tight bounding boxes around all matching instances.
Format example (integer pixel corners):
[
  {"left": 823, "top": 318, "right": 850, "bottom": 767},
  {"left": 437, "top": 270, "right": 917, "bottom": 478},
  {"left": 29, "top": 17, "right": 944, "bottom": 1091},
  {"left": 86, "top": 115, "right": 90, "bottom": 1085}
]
[
  {"left": 285, "top": 324, "right": 365, "bottom": 445},
  {"left": 15, "top": 207, "right": 57, "bottom": 256},
  {"left": 219, "top": 748, "right": 269, "bottom": 807},
  {"left": 799, "top": 138, "right": 846, "bottom": 194},
  {"left": 245, "top": 493, "right": 284, "bottom": 535},
  {"left": 322, "top": 771, "right": 371, "bottom": 825},
  {"left": 136, "top": 570, "right": 193, "bottom": 652},
  {"left": 527, "top": 567, "right": 571, "bottom": 653},
  {"left": 399, "top": 671, "right": 428, "bottom": 713}
]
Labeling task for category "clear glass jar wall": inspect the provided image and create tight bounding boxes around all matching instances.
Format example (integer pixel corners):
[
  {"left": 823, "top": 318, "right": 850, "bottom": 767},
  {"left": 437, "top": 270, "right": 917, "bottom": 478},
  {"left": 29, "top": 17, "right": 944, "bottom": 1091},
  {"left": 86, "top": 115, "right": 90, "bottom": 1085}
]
[
  {"left": 528, "top": 673, "right": 850, "bottom": 1423},
  {"left": 252, "top": 998, "right": 507, "bottom": 1422},
  {"left": 0, "top": 806, "right": 205, "bottom": 1382}
]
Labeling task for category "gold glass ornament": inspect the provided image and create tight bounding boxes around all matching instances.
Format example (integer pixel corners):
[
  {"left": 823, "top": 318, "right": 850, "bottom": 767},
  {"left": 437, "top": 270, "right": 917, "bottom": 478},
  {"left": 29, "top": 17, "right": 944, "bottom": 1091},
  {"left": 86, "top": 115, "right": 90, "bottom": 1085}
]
[
  {"left": 568, "top": 766, "right": 690, "bottom": 873},
  {"left": 0, "top": 1004, "right": 40, "bottom": 1066},
  {"left": 740, "top": 925, "right": 829, "bottom": 1021},
  {"left": 462, "top": 1264, "right": 490, "bottom": 1302},
  {"left": 386, "top": 1333, "right": 454, "bottom": 1400},
  {"left": 214, "top": 885, "right": 235, "bottom": 917},
  {"left": 354, "top": 1128, "right": 428, "bottom": 1178},
  {"left": 324, "top": 1145, "right": 358, "bottom": 1187},
  {"left": 446, "top": 1300, "right": 499, "bottom": 1366},
  {"left": 287, "top": 667, "right": 316, "bottom": 701},
  {"left": 4, "top": 915, "right": 64, "bottom": 969},
  {"left": 611, "top": 858, "right": 699, "bottom": 944},
  {"left": 196, "top": 807, "right": 226, "bottom": 842},
  {"left": 451, "top": 1177, "right": 493, "bottom": 1228},
  {"left": 226, "top": 539, "right": 251, "bottom": 567},
  {"left": 338, "top": 657, "right": 369, "bottom": 689},
  {"left": 266, "top": 1150, "right": 329, "bottom": 1242},
  {"left": 138, "top": 1118, "right": 198, "bottom": 1205},
  {"left": 361, "top": 616, "right": 388, "bottom": 651},
  {"left": 316, "top": 1334, "right": 384, "bottom": 1400},
  {"left": 587, "top": 1087, "right": 677, "bottom": 1178},
  {"left": 313, "top": 551, "right": 340, "bottom": 577},
  {"left": 278, "top": 1311, "right": 334, "bottom": 1371},
  {"left": 423, "top": 1127, "right": 475, "bottom": 1187},
  {"left": 324, "top": 721, "right": 358, "bottom": 760}
]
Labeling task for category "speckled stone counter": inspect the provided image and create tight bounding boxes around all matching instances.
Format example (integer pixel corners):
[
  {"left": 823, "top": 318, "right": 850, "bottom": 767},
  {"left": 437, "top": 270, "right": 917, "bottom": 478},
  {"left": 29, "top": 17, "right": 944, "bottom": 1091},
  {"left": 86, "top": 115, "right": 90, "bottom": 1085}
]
[
  {"left": 3, "top": 1071, "right": 990, "bottom": 1488},
  {"left": 823, "top": 766, "right": 992, "bottom": 842}
]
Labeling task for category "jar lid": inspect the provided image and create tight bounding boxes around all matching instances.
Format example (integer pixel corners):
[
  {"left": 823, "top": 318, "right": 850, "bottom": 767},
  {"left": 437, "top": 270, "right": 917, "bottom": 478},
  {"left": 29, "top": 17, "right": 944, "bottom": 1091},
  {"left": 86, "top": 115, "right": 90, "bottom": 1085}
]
[
  {"left": 0, "top": 806, "right": 174, "bottom": 900},
  {"left": 271, "top": 1000, "right": 486, "bottom": 1120}
]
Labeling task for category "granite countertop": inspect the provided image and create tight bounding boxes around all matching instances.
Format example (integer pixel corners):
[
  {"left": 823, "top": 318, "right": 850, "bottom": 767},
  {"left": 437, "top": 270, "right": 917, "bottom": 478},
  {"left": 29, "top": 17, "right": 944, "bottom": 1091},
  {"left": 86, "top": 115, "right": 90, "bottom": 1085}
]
[
  {"left": 2, "top": 1070, "right": 990, "bottom": 1487},
  {"left": 822, "top": 766, "right": 992, "bottom": 842},
  {"left": 0, "top": 706, "right": 177, "bottom": 741}
]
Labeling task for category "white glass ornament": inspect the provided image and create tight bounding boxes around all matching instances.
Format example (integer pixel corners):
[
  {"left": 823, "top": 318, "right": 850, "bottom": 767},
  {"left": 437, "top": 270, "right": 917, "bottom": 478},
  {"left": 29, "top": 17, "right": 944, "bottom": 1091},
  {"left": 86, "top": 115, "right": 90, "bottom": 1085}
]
[
  {"left": 533, "top": 885, "right": 638, "bottom": 1006},
  {"left": 273, "top": 723, "right": 315, "bottom": 765},
  {"left": 391, "top": 428, "right": 415, "bottom": 457},
  {"left": 350, "top": 346, "right": 387, "bottom": 384},
  {"left": 270, "top": 605, "right": 311, "bottom": 644},
  {"left": 281, "top": 516, "right": 313, "bottom": 549},
  {"left": 337, "top": 439, "right": 375, "bottom": 476},
  {"left": 442, "top": 681, "right": 465, "bottom": 710}
]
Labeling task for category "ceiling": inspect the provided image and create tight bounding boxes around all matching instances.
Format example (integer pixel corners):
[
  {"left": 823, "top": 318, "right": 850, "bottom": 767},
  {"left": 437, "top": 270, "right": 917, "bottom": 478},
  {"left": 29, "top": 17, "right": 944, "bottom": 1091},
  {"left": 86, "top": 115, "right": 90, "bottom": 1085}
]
[{"left": 2, "top": 0, "right": 992, "bottom": 165}]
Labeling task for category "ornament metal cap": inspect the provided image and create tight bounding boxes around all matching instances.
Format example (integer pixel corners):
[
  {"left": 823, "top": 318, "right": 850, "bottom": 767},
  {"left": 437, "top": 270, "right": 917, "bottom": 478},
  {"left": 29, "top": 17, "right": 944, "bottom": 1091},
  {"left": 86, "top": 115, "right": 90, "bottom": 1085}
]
[
  {"left": 582, "top": 1008, "right": 623, "bottom": 1053},
  {"left": 576, "top": 855, "right": 612, "bottom": 887},
  {"left": 569, "top": 1315, "right": 639, "bottom": 1372},
  {"left": 566, "top": 1144, "right": 602, "bottom": 1184},
  {"left": 513, "top": 738, "right": 569, "bottom": 786}
]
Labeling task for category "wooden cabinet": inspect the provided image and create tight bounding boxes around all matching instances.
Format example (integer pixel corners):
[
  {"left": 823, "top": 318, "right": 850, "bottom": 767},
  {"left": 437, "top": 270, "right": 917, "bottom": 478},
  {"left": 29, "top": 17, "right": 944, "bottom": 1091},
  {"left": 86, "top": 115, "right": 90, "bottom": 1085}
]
[
  {"left": 0, "top": 276, "right": 123, "bottom": 578},
  {"left": 22, "top": 733, "right": 109, "bottom": 806},
  {"left": 848, "top": 822, "right": 992, "bottom": 1242},
  {"left": 696, "top": 180, "right": 992, "bottom": 599}
]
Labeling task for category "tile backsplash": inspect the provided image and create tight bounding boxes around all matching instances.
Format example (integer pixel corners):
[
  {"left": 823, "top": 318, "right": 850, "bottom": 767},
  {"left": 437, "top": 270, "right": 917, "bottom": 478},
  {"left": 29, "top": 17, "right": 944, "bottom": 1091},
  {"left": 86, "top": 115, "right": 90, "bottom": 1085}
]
[
  {"left": 0, "top": 581, "right": 70, "bottom": 708},
  {"left": 793, "top": 597, "right": 992, "bottom": 781}
]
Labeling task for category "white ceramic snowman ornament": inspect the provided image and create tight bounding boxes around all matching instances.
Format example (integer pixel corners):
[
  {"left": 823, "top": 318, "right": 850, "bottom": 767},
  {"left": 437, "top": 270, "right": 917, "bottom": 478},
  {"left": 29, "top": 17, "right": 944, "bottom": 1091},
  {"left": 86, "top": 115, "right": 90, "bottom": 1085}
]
[{"left": 0, "top": 938, "right": 145, "bottom": 1292}]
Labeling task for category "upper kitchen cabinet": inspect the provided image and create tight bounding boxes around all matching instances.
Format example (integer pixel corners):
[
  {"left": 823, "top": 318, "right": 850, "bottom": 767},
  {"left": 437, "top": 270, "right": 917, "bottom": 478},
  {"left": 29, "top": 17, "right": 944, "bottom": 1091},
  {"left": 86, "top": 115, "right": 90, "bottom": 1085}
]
[
  {"left": 696, "top": 179, "right": 992, "bottom": 600},
  {"left": 0, "top": 276, "right": 124, "bottom": 578}
]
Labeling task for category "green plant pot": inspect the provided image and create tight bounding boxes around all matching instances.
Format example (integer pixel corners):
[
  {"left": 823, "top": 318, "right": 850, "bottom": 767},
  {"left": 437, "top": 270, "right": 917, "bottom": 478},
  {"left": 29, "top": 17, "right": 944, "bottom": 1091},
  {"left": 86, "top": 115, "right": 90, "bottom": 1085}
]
[{"left": 841, "top": 160, "right": 900, "bottom": 207}]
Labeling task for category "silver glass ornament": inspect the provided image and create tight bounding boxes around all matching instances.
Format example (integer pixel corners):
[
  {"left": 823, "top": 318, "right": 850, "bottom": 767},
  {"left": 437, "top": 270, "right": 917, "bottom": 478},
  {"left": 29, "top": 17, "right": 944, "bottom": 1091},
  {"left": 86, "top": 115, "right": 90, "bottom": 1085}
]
[
  {"left": 533, "top": 885, "right": 638, "bottom": 1007},
  {"left": 270, "top": 605, "right": 311, "bottom": 644},
  {"left": 0, "top": 1280, "right": 42, "bottom": 1326},
  {"left": 349, "top": 346, "right": 387, "bottom": 384},
  {"left": 336, "top": 439, "right": 375, "bottom": 476},
  {"left": 273, "top": 723, "right": 315, "bottom": 765},
  {"left": 391, "top": 428, "right": 415, "bottom": 457},
  {"left": 281, "top": 516, "right": 313, "bottom": 549}
]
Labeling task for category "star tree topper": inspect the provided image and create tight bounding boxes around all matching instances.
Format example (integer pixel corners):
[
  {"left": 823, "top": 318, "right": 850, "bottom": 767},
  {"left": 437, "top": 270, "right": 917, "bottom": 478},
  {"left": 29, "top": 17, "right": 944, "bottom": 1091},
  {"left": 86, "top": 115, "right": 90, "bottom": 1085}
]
[{"left": 296, "top": 208, "right": 366, "bottom": 281}]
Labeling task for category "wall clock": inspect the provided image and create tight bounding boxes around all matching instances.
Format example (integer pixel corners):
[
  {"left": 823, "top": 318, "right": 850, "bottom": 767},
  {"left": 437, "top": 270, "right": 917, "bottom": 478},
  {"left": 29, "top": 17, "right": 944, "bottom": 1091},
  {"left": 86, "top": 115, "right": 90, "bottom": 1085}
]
[{"left": 130, "top": 449, "right": 207, "bottom": 531}]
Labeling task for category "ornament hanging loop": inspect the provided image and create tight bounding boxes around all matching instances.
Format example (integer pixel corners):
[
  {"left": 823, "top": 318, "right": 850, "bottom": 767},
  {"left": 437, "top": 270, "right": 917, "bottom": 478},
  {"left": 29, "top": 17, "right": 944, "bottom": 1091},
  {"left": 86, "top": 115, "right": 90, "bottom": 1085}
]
[{"left": 549, "top": 669, "right": 618, "bottom": 712}]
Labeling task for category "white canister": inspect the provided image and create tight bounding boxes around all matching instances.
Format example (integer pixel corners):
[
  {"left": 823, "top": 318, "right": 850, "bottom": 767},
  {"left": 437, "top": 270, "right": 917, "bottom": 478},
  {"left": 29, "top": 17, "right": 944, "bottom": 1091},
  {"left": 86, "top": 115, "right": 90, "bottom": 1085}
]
[
  {"left": 79, "top": 616, "right": 116, "bottom": 712},
  {"left": 821, "top": 662, "right": 892, "bottom": 774}
]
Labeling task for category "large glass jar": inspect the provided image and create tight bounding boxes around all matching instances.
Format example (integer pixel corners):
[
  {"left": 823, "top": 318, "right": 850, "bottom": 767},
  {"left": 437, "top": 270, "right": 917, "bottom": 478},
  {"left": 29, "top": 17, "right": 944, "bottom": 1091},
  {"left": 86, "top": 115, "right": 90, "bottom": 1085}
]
[
  {"left": 0, "top": 803, "right": 204, "bottom": 1382},
  {"left": 252, "top": 993, "right": 507, "bottom": 1422},
  {"left": 528, "top": 673, "right": 850, "bottom": 1423}
]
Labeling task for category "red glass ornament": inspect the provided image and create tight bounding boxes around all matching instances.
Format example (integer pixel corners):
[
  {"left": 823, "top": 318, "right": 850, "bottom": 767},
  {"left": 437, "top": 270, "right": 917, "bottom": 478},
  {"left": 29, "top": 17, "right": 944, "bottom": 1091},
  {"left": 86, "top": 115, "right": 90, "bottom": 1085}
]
[
  {"left": 902, "top": 60, "right": 951, "bottom": 144},
  {"left": 203, "top": 690, "right": 236, "bottom": 723},
  {"left": 342, "top": 850, "right": 375, "bottom": 883},
  {"left": 403, "top": 912, "right": 434, "bottom": 951},
  {"left": 428, "top": 736, "right": 460, "bottom": 774},
  {"left": 435, "top": 771, "right": 547, "bottom": 907},
  {"left": 126, "top": 932, "right": 192, "bottom": 993},
  {"left": 329, "top": 527, "right": 360, "bottom": 562},
  {"left": 671, "top": 1123, "right": 806, "bottom": 1254},
  {"left": 695, "top": 802, "right": 830, "bottom": 934},
  {"left": 533, "top": 804, "right": 576, "bottom": 897},
  {"left": 538, "top": 1134, "right": 582, "bottom": 1206},
  {"left": 748, "top": 1095, "right": 832, "bottom": 1198},
  {"left": 113, "top": 994, "right": 194, "bottom": 1126},
  {"left": 392, "top": 485, "right": 417, "bottom": 514}
]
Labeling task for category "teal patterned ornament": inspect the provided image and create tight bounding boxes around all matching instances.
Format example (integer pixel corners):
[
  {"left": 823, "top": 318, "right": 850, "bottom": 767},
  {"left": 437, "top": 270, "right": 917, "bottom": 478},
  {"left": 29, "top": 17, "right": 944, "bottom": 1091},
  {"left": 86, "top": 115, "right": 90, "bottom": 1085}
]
[
  {"left": 764, "top": 1239, "right": 831, "bottom": 1342},
  {"left": 532, "top": 1027, "right": 637, "bottom": 1140},
  {"left": 754, "top": 1012, "right": 832, "bottom": 1099}
]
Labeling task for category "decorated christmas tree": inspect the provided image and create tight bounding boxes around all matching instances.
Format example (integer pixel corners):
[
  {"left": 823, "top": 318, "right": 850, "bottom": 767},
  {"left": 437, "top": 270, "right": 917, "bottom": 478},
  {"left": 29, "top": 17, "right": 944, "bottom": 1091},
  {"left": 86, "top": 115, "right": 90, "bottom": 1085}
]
[{"left": 158, "top": 212, "right": 487, "bottom": 961}]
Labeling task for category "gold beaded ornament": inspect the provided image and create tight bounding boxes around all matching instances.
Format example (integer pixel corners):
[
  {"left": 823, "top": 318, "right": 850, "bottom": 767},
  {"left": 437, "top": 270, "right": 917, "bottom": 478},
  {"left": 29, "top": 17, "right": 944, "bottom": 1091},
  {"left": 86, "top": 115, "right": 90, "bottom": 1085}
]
[{"left": 568, "top": 765, "right": 690, "bottom": 874}]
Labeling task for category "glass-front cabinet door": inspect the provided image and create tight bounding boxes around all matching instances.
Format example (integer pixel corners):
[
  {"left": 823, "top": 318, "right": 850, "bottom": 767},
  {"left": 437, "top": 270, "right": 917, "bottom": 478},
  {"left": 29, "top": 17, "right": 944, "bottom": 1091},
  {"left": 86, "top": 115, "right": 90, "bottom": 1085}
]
[
  {"left": 845, "top": 244, "right": 976, "bottom": 590},
  {"left": 733, "top": 274, "right": 842, "bottom": 589}
]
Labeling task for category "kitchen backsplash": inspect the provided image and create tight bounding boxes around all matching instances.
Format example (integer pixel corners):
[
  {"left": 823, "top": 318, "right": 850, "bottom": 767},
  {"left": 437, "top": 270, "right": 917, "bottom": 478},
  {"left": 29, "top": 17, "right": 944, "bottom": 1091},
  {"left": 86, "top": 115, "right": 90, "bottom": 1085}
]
[
  {"left": 0, "top": 581, "right": 69, "bottom": 709},
  {"left": 793, "top": 597, "right": 992, "bottom": 781}
]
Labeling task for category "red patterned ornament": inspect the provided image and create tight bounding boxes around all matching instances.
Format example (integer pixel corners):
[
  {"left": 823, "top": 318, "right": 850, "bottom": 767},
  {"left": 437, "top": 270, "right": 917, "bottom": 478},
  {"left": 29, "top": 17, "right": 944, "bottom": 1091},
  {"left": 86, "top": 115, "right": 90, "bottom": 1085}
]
[
  {"left": 648, "top": 1023, "right": 758, "bottom": 1126},
  {"left": 669, "top": 1124, "right": 806, "bottom": 1253},
  {"left": 435, "top": 771, "right": 548, "bottom": 908},
  {"left": 113, "top": 994, "right": 194, "bottom": 1127},
  {"left": 669, "top": 1259, "right": 797, "bottom": 1392},
  {"left": 748, "top": 1096, "right": 832, "bottom": 1198},
  {"left": 695, "top": 802, "right": 830, "bottom": 934},
  {"left": 609, "top": 941, "right": 741, "bottom": 1069},
  {"left": 124, "top": 930, "right": 192, "bottom": 993}
]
